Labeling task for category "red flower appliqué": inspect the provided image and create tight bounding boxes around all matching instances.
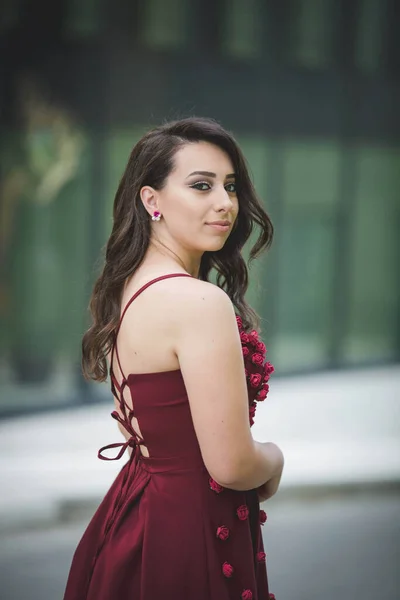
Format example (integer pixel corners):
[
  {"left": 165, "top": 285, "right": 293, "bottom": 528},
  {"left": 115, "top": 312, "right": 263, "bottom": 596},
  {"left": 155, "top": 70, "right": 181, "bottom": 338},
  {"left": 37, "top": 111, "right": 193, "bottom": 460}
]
[
  {"left": 216, "top": 526, "right": 230, "bottom": 541},
  {"left": 269, "top": 594, "right": 276, "bottom": 600},
  {"left": 249, "top": 402, "right": 257, "bottom": 419},
  {"left": 249, "top": 401, "right": 257, "bottom": 426},
  {"left": 257, "top": 387, "right": 268, "bottom": 401},
  {"left": 256, "top": 341, "right": 266, "bottom": 354},
  {"left": 264, "top": 361, "right": 275, "bottom": 377},
  {"left": 251, "top": 353, "right": 264, "bottom": 366},
  {"left": 249, "top": 329, "right": 259, "bottom": 343},
  {"left": 236, "top": 505, "right": 249, "bottom": 520},
  {"left": 209, "top": 478, "right": 224, "bottom": 494},
  {"left": 256, "top": 551, "right": 266, "bottom": 563},
  {"left": 222, "top": 562, "right": 234, "bottom": 578},
  {"left": 236, "top": 313, "right": 274, "bottom": 413},
  {"left": 259, "top": 509, "right": 267, "bottom": 525},
  {"left": 242, "top": 590, "right": 253, "bottom": 600},
  {"left": 240, "top": 331, "right": 251, "bottom": 344},
  {"left": 250, "top": 373, "right": 262, "bottom": 388}
]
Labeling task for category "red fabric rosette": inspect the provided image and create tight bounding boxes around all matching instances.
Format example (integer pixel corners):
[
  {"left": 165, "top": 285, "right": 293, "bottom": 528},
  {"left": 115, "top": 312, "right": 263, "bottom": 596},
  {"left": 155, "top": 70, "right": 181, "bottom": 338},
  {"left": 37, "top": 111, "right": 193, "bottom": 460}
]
[{"left": 236, "top": 316, "right": 274, "bottom": 422}]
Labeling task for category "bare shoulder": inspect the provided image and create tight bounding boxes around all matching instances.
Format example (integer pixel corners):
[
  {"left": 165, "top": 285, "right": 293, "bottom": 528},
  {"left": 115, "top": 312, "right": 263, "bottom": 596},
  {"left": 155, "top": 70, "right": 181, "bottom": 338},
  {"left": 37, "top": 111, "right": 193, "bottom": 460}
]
[
  {"left": 172, "top": 276, "right": 230, "bottom": 304},
  {"left": 154, "top": 274, "right": 227, "bottom": 298},
  {"left": 161, "top": 277, "right": 235, "bottom": 329}
]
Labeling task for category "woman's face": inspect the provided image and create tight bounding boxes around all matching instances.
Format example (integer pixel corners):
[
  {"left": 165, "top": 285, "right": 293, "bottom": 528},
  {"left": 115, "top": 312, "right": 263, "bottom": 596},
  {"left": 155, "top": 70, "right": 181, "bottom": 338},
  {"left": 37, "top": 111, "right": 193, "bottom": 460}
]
[{"left": 145, "top": 141, "right": 239, "bottom": 256}]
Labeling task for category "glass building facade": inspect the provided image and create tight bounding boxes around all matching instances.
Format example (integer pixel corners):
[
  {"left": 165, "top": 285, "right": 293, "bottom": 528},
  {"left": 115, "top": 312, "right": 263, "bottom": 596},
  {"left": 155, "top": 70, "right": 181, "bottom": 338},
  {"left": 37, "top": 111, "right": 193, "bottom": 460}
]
[{"left": 0, "top": 0, "right": 399, "bottom": 416}]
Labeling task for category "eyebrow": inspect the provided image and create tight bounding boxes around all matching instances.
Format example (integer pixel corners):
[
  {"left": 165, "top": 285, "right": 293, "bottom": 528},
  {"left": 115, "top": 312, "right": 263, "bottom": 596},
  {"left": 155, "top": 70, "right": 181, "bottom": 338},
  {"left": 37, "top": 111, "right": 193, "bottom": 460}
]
[{"left": 185, "top": 170, "right": 236, "bottom": 179}]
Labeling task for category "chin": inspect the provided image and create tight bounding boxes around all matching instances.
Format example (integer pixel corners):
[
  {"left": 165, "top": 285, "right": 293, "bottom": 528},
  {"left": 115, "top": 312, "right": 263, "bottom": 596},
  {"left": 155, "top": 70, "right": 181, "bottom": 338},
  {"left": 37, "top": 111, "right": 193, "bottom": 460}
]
[
  {"left": 204, "top": 238, "right": 229, "bottom": 252},
  {"left": 191, "top": 233, "right": 230, "bottom": 254}
]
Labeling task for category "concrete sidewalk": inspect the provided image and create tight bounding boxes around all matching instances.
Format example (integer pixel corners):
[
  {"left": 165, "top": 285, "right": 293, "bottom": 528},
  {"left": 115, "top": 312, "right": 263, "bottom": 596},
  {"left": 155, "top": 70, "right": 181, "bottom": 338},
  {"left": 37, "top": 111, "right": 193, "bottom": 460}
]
[{"left": 1, "top": 366, "right": 399, "bottom": 533}]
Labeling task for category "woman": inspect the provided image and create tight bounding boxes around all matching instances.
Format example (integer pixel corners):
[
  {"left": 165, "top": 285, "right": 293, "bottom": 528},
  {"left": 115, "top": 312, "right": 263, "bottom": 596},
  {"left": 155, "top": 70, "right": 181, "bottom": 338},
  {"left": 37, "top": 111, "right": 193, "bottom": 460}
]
[{"left": 64, "top": 117, "right": 284, "bottom": 600}]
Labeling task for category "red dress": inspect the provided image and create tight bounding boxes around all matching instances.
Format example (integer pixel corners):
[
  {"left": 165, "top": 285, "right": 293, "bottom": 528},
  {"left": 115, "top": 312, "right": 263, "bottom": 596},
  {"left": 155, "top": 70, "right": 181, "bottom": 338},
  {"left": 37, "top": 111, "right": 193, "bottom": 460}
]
[{"left": 64, "top": 274, "right": 276, "bottom": 600}]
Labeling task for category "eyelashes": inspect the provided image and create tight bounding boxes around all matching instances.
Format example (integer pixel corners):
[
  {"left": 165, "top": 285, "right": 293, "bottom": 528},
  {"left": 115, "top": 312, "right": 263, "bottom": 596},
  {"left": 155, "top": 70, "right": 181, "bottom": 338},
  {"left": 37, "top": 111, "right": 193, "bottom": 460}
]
[
  {"left": 189, "top": 181, "right": 237, "bottom": 193},
  {"left": 189, "top": 181, "right": 210, "bottom": 191}
]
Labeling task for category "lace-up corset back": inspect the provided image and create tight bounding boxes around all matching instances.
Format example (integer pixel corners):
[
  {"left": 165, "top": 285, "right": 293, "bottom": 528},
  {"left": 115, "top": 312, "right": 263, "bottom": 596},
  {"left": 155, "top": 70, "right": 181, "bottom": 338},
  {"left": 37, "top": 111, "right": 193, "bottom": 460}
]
[{"left": 102, "top": 273, "right": 193, "bottom": 462}]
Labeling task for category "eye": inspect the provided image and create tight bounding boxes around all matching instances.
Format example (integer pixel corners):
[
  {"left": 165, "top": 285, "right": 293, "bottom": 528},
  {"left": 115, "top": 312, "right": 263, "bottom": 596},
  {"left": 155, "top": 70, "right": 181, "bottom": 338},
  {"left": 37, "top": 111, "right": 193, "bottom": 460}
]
[
  {"left": 225, "top": 182, "right": 236, "bottom": 193},
  {"left": 189, "top": 181, "right": 211, "bottom": 191}
]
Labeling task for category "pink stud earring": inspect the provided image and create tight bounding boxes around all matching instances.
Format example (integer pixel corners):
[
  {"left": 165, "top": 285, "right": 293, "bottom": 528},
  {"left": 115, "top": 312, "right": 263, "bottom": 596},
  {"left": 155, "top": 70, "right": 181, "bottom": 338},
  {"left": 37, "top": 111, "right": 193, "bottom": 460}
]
[{"left": 151, "top": 211, "right": 161, "bottom": 221}]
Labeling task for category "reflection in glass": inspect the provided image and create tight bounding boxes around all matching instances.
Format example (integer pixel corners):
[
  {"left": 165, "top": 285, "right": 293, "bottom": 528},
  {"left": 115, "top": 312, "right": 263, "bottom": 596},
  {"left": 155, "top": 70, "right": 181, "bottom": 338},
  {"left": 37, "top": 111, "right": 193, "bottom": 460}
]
[{"left": 0, "top": 73, "right": 88, "bottom": 413}]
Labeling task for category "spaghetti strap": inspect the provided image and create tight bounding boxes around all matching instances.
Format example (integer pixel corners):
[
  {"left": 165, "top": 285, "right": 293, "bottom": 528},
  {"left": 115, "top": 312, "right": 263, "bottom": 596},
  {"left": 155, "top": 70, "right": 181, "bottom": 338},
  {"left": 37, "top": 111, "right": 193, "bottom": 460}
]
[{"left": 112, "top": 273, "right": 192, "bottom": 381}]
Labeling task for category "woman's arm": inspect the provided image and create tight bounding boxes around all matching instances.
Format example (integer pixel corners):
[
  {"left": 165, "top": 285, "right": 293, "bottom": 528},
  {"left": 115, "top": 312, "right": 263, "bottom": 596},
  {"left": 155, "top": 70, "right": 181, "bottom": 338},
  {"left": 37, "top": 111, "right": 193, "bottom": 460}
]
[{"left": 173, "top": 279, "right": 283, "bottom": 491}]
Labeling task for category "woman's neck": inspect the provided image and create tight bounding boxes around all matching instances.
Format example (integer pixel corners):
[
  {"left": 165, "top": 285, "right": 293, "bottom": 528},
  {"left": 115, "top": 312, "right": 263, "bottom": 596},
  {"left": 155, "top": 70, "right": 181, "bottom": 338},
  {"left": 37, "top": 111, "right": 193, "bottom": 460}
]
[{"left": 146, "top": 242, "right": 201, "bottom": 278}]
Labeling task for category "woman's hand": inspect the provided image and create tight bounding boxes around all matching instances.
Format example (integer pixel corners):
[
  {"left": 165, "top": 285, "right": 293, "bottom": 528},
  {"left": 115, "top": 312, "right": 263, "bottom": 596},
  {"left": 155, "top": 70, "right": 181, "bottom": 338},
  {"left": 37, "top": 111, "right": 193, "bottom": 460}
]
[{"left": 257, "top": 453, "right": 284, "bottom": 502}]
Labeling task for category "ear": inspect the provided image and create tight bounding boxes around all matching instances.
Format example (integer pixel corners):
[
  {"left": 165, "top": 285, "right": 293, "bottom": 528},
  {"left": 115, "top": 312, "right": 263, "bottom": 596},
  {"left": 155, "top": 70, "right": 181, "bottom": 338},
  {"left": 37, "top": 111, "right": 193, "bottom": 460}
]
[{"left": 140, "top": 186, "right": 159, "bottom": 217}]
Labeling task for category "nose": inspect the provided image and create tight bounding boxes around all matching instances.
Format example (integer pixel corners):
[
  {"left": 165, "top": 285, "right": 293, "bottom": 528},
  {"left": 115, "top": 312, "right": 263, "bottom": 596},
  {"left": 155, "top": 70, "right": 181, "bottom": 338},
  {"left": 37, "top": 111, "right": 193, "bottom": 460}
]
[{"left": 214, "top": 185, "right": 234, "bottom": 212}]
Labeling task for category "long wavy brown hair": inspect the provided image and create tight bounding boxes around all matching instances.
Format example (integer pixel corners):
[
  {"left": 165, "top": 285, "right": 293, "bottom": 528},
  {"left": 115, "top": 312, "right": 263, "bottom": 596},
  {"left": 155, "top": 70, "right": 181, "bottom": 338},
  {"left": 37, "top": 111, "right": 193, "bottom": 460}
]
[{"left": 82, "top": 117, "right": 273, "bottom": 381}]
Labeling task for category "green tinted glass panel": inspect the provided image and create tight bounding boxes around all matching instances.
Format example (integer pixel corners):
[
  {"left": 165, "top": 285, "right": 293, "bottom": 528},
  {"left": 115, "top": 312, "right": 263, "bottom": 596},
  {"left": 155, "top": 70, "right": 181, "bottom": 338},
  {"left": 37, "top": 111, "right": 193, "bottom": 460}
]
[
  {"left": 0, "top": 123, "right": 92, "bottom": 413},
  {"left": 104, "top": 127, "right": 148, "bottom": 236},
  {"left": 355, "top": 0, "right": 384, "bottom": 72},
  {"left": 65, "top": 0, "right": 104, "bottom": 37},
  {"left": 221, "top": 0, "right": 262, "bottom": 59},
  {"left": 283, "top": 140, "right": 340, "bottom": 207},
  {"left": 237, "top": 135, "right": 269, "bottom": 203},
  {"left": 139, "top": 0, "right": 189, "bottom": 49},
  {"left": 289, "top": 0, "right": 335, "bottom": 68},
  {"left": 235, "top": 136, "right": 271, "bottom": 315},
  {"left": 273, "top": 215, "right": 335, "bottom": 371},
  {"left": 273, "top": 140, "right": 339, "bottom": 371},
  {"left": 343, "top": 146, "right": 400, "bottom": 362}
]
